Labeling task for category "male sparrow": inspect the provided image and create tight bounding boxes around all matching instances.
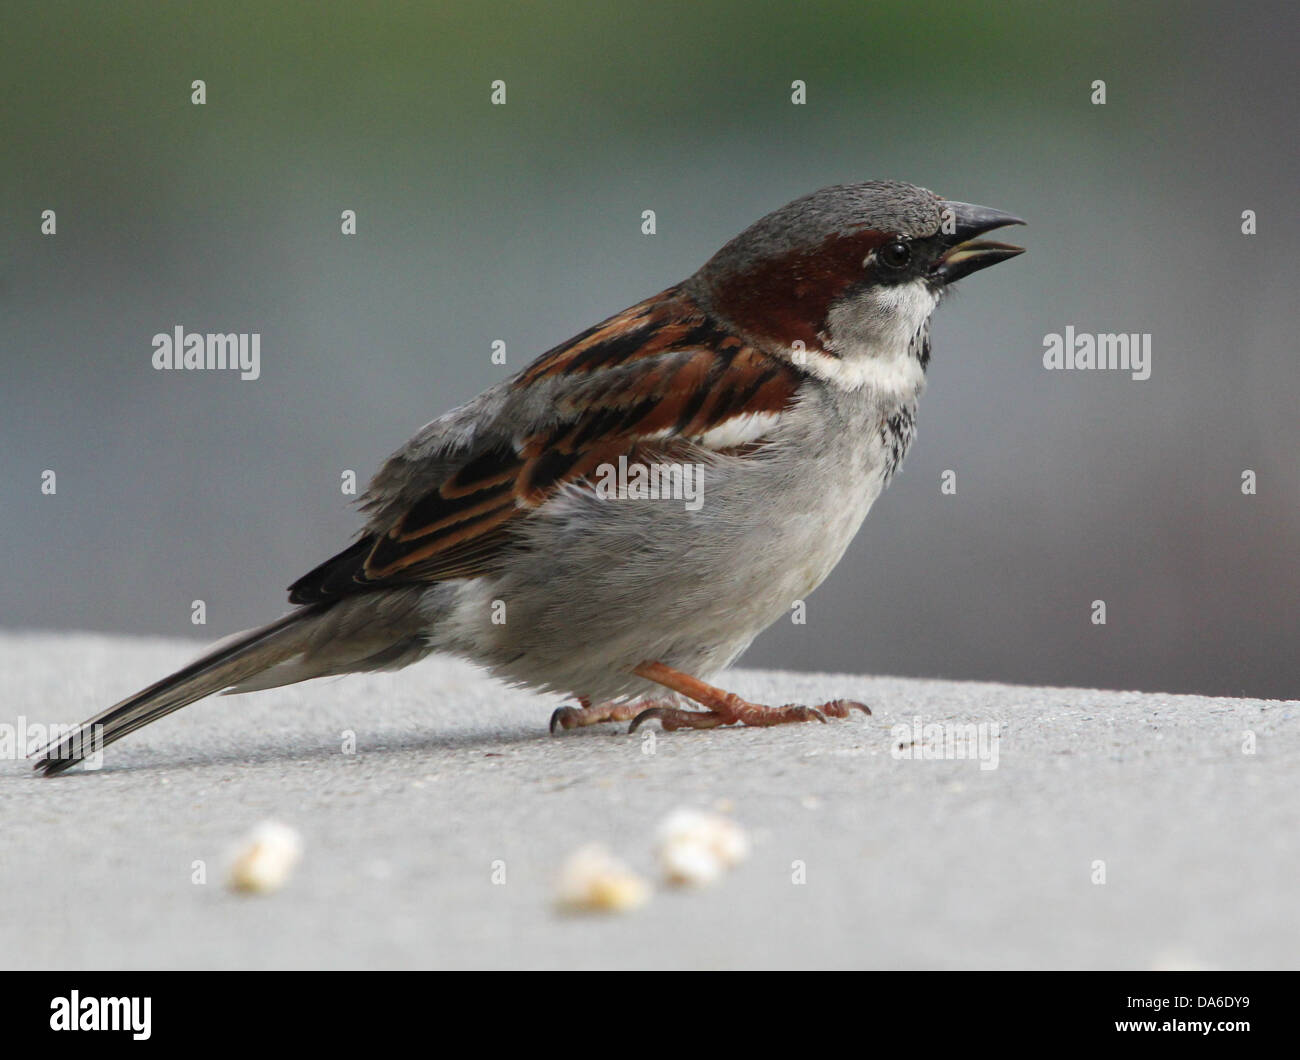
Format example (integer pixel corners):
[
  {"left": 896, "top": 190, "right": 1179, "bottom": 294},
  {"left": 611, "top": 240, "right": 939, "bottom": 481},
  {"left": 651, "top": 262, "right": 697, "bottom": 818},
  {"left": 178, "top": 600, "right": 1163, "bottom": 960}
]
[{"left": 35, "top": 181, "right": 1024, "bottom": 775}]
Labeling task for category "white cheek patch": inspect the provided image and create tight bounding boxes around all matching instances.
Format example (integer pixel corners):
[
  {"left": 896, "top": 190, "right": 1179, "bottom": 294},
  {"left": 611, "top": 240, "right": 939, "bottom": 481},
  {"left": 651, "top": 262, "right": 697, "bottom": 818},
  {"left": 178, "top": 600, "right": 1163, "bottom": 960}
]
[
  {"left": 806, "top": 279, "right": 937, "bottom": 394},
  {"left": 872, "top": 282, "right": 940, "bottom": 337},
  {"left": 838, "top": 280, "right": 939, "bottom": 352}
]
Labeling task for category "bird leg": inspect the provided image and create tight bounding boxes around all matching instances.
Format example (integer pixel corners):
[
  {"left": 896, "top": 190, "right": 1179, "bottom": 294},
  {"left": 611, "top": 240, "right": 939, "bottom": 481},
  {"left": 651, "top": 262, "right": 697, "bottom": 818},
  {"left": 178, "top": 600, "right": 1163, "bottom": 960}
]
[{"left": 628, "top": 660, "right": 870, "bottom": 732}]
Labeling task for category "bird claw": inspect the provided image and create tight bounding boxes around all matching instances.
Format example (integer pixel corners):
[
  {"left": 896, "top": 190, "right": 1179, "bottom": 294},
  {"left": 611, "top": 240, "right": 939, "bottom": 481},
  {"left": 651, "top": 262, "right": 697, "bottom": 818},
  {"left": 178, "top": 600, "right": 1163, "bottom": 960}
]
[
  {"left": 549, "top": 706, "right": 582, "bottom": 734},
  {"left": 819, "top": 699, "right": 872, "bottom": 718},
  {"left": 627, "top": 708, "right": 655, "bottom": 733}
]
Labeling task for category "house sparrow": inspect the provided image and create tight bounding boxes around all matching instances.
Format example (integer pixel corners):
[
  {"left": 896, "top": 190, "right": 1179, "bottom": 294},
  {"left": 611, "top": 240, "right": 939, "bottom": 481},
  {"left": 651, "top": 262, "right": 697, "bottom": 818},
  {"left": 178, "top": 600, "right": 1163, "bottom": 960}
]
[{"left": 34, "top": 181, "right": 1024, "bottom": 776}]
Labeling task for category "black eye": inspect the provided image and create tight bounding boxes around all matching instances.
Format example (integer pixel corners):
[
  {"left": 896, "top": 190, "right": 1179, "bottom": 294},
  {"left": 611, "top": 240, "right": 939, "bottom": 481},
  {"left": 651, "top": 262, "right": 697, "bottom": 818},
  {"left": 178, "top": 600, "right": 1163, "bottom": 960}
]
[{"left": 878, "top": 240, "right": 911, "bottom": 269}]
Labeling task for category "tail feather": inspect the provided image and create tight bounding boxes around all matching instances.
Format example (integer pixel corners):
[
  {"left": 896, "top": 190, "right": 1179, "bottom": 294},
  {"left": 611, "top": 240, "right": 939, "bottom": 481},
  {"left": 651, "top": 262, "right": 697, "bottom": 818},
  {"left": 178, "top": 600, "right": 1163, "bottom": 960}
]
[{"left": 33, "top": 607, "right": 324, "bottom": 777}]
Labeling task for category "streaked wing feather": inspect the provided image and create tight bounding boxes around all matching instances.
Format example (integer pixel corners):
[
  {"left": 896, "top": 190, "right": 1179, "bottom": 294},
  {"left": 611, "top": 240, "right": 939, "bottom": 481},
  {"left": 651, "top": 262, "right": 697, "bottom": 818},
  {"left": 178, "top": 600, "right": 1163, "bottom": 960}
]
[{"left": 287, "top": 286, "right": 801, "bottom": 605}]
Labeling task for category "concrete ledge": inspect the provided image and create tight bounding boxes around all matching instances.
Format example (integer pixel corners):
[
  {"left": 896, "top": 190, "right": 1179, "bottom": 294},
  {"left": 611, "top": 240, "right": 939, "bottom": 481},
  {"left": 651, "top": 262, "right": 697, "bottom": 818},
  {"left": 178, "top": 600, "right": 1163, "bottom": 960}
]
[{"left": 1, "top": 631, "right": 1295, "bottom": 969}]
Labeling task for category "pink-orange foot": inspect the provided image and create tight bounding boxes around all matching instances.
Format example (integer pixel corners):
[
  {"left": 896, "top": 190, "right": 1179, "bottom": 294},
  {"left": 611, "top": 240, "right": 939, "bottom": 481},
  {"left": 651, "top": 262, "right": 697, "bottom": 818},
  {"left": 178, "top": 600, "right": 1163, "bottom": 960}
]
[{"left": 627, "top": 661, "right": 870, "bottom": 733}]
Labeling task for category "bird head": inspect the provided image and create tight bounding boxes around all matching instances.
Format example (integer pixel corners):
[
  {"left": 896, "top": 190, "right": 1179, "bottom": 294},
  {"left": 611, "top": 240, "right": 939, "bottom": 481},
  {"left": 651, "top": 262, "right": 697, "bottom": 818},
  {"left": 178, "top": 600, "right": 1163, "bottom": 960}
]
[{"left": 691, "top": 181, "right": 1024, "bottom": 381}]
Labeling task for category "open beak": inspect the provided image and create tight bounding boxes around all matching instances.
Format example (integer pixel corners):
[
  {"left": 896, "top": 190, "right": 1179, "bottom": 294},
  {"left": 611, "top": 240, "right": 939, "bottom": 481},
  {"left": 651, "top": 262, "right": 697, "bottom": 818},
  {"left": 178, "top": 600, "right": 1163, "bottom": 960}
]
[{"left": 931, "top": 201, "right": 1026, "bottom": 284}]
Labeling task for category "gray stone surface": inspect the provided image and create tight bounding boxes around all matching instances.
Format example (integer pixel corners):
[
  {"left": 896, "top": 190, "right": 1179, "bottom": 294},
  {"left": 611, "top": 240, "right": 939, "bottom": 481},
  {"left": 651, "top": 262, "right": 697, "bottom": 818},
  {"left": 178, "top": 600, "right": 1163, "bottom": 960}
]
[{"left": 1, "top": 631, "right": 1295, "bottom": 970}]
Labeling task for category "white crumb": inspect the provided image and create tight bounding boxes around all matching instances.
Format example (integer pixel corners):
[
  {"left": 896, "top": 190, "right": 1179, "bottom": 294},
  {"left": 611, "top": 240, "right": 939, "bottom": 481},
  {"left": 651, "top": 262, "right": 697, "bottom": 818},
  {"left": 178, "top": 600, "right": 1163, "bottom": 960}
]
[
  {"left": 655, "top": 808, "right": 749, "bottom": 886},
  {"left": 555, "top": 844, "right": 651, "bottom": 913},
  {"left": 227, "top": 821, "right": 303, "bottom": 894}
]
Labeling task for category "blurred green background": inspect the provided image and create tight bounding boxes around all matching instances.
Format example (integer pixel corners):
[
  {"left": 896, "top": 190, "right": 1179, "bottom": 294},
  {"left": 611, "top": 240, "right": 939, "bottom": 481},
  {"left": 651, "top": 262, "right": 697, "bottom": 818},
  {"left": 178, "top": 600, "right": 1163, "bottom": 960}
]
[{"left": 3, "top": 1, "right": 1296, "bottom": 698}]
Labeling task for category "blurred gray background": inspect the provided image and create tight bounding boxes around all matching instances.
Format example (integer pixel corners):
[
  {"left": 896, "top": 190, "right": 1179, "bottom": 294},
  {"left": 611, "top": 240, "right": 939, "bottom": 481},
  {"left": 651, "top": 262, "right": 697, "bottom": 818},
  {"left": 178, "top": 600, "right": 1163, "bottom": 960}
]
[{"left": 3, "top": 1, "right": 1296, "bottom": 700}]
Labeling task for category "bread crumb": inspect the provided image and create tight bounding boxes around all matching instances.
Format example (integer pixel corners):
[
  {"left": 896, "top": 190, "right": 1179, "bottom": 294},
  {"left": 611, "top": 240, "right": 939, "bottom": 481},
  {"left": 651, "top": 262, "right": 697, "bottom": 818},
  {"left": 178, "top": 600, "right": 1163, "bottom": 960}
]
[
  {"left": 655, "top": 808, "right": 749, "bottom": 886},
  {"left": 556, "top": 844, "right": 651, "bottom": 912},
  {"left": 227, "top": 821, "right": 303, "bottom": 894}
]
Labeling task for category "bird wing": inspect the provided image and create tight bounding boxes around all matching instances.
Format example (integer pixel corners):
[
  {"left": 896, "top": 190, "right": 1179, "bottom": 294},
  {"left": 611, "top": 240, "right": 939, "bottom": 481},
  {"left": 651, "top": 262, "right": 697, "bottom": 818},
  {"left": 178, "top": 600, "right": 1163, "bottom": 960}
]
[{"left": 287, "top": 285, "right": 802, "bottom": 604}]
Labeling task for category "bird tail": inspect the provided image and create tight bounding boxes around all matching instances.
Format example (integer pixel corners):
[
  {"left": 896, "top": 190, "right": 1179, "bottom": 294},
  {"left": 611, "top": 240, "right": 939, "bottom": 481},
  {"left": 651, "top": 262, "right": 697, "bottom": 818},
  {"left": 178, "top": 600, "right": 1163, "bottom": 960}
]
[{"left": 33, "top": 606, "right": 326, "bottom": 777}]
